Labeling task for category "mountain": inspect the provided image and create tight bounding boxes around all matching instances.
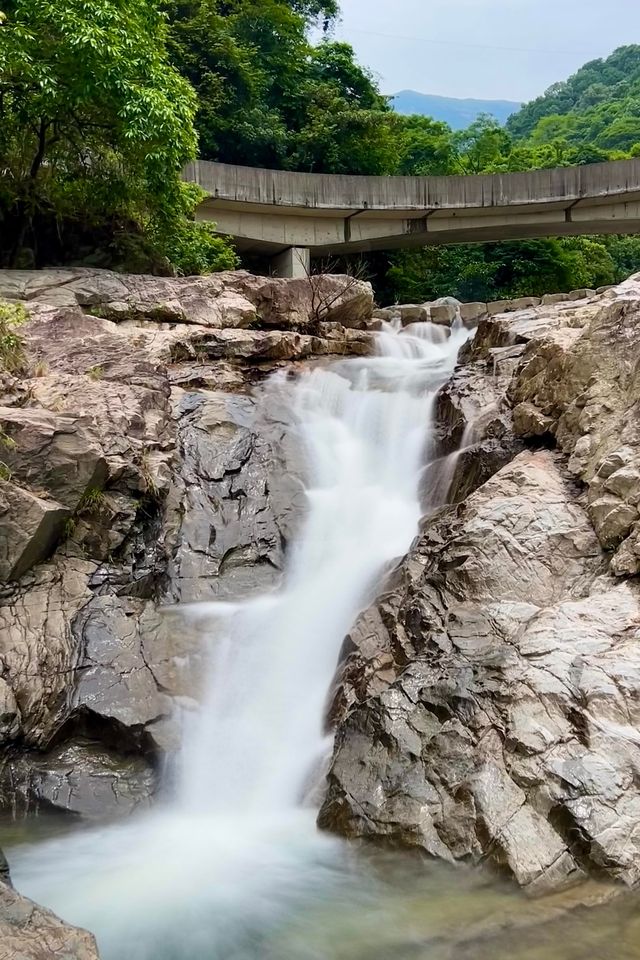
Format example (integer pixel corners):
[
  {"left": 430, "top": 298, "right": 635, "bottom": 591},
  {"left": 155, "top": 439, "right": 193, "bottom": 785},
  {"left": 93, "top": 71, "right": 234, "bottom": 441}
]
[
  {"left": 505, "top": 45, "right": 640, "bottom": 149},
  {"left": 391, "top": 90, "right": 521, "bottom": 129}
]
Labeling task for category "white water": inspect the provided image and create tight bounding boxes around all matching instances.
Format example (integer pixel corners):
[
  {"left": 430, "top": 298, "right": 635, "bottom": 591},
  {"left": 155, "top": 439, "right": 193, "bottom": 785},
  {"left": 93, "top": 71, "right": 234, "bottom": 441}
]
[{"left": 9, "top": 319, "right": 470, "bottom": 959}]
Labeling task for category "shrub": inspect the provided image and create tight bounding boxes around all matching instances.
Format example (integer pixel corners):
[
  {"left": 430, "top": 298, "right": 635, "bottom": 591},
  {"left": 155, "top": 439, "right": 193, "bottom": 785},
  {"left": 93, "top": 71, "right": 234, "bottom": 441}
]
[{"left": 0, "top": 301, "right": 27, "bottom": 373}]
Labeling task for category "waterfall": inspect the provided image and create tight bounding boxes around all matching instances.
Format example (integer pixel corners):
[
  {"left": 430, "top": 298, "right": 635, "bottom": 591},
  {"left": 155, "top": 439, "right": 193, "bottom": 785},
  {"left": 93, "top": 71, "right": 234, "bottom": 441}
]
[{"left": 10, "top": 319, "right": 471, "bottom": 960}]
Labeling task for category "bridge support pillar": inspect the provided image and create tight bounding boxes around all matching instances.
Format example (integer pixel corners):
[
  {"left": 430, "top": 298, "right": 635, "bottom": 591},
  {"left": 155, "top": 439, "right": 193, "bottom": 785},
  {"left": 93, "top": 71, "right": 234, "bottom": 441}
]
[{"left": 272, "top": 246, "right": 310, "bottom": 278}]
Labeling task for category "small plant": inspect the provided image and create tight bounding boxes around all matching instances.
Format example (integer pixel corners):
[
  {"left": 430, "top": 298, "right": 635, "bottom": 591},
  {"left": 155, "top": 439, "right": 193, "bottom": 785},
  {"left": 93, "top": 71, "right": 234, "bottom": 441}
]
[
  {"left": 0, "top": 429, "right": 16, "bottom": 451},
  {"left": 0, "top": 461, "right": 12, "bottom": 481},
  {"left": 78, "top": 486, "right": 106, "bottom": 516},
  {"left": 0, "top": 301, "right": 27, "bottom": 374},
  {"left": 32, "top": 359, "right": 49, "bottom": 378},
  {"left": 86, "top": 365, "right": 104, "bottom": 381},
  {"left": 139, "top": 447, "right": 160, "bottom": 500},
  {"left": 63, "top": 517, "right": 77, "bottom": 540}
]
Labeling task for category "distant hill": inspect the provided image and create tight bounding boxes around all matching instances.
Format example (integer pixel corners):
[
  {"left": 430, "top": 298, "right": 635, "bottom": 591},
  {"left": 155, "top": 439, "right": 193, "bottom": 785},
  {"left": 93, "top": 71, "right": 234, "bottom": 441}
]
[
  {"left": 505, "top": 45, "right": 640, "bottom": 151},
  {"left": 391, "top": 90, "right": 521, "bottom": 129}
]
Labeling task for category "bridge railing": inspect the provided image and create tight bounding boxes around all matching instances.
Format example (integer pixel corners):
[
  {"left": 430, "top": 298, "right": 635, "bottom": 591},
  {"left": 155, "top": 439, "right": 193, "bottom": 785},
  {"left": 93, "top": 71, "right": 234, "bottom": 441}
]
[{"left": 184, "top": 158, "right": 640, "bottom": 212}]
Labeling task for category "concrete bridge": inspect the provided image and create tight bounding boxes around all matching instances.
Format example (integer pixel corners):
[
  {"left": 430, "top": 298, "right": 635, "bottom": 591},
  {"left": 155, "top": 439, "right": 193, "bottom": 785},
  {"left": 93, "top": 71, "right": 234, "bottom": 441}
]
[{"left": 184, "top": 158, "right": 640, "bottom": 277}]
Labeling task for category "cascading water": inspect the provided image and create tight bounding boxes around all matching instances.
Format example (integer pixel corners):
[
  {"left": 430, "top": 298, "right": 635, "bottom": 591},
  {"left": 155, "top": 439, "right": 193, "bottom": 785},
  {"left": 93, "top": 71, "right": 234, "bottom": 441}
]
[{"left": 9, "top": 319, "right": 471, "bottom": 960}]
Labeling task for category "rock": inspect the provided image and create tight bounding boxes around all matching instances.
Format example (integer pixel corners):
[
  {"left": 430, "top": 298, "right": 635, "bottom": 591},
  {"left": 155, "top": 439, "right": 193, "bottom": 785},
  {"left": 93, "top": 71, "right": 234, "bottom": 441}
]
[
  {"left": 433, "top": 321, "right": 525, "bottom": 506},
  {"left": 0, "top": 557, "right": 97, "bottom": 746},
  {"left": 542, "top": 292, "right": 571, "bottom": 305},
  {"left": 0, "top": 262, "right": 366, "bottom": 820},
  {"left": 0, "top": 268, "right": 374, "bottom": 331},
  {"left": 568, "top": 288, "right": 596, "bottom": 300},
  {"left": 373, "top": 305, "right": 428, "bottom": 326},
  {"left": 166, "top": 326, "right": 372, "bottom": 365},
  {"left": 0, "top": 407, "right": 107, "bottom": 510},
  {"left": 487, "top": 299, "right": 511, "bottom": 315},
  {"left": 429, "top": 303, "right": 458, "bottom": 326},
  {"left": 0, "top": 741, "right": 155, "bottom": 819},
  {"left": 166, "top": 389, "right": 305, "bottom": 604},
  {"left": 510, "top": 296, "right": 541, "bottom": 310},
  {"left": 322, "top": 451, "right": 640, "bottom": 891},
  {"left": 231, "top": 273, "right": 374, "bottom": 329},
  {"left": 611, "top": 523, "right": 640, "bottom": 576},
  {"left": 512, "top": 401, "right": 554, "bottom": 437},
  {"left": 0, "top": 881, "right": 99, "bottom": 959},
  {"left": 0, "top": 483, "right": 67, "bottom": 582},
  {"left": 487, "top": 297, "right": 541, "bottom": 315},
  {"left": 509, "top": 273, "right": 640, "bottom": 571},
  {"left": 3, "top": 264, "right": 640, "bottom": 913},
  {"left": 458, "top": 302, "right": 487, "bottom": 327}
]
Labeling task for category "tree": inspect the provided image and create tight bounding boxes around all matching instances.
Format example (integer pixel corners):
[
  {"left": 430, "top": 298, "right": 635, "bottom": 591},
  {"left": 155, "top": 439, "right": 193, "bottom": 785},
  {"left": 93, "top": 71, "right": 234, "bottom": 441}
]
[
  {"left": 167, "top": 3, "right": 397, "bottom": 174},
  {"left": 453, "top": 114, "right": 512, "bottom": 173},
  {"left": 395, "top": 115, "right": 456, "bottom": 175},
  {"left": 289, "top": 41, "right": 399, "bottom": 174},
  {"left": 0, "top": 0, "right": 235, "bottom": 271},
  {"left": 385, "top": 236, "right": 620, "bottom": 306}
]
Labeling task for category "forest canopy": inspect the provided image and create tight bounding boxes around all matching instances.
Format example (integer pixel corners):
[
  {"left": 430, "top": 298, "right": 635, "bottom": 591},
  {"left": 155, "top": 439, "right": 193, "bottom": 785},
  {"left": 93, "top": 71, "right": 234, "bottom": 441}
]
[{"left": 0, "top": 0, "right": 639, "bottom": 292}]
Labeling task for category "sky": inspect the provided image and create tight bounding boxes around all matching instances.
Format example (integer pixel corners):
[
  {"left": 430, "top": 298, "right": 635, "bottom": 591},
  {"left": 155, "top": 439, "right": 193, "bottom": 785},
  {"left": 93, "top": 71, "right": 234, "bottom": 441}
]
[{"left": 329, "top": 0, "right": 640, "bottom": 103}]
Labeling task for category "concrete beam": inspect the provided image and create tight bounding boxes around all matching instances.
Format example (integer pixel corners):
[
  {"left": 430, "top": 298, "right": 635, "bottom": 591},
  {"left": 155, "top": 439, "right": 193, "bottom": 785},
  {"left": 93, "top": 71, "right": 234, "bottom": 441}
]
[{"left": 271, "top": 247, "right": 310, "bottom": 278}]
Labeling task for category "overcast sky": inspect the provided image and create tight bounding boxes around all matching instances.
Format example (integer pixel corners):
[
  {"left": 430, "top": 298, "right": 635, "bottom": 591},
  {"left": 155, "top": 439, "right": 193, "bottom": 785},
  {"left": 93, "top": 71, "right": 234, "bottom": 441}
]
[{"left": 330, "top": 0, "right": 639, "bottom": 102}]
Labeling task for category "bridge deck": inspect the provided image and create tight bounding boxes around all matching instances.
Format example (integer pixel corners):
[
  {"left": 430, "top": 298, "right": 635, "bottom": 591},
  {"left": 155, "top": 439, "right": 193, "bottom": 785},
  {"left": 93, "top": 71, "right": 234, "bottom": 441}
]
[{"left": 184, "top": 159, "right": 640, "bottom": 259}]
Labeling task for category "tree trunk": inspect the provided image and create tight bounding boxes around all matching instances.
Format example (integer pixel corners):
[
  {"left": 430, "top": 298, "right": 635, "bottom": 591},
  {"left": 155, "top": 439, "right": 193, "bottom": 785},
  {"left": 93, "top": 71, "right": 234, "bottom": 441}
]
[{"left": 9, "top": 117, "right": 48, "bottom": 267}]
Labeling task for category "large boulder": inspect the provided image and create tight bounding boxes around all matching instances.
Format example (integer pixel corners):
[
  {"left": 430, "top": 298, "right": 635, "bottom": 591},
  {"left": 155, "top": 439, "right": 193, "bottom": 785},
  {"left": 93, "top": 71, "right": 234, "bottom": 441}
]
[
  {"left": 321, "top": 451, "right": 640, "bottom": 892},
  {"left": 0, "top": 881, "right": 99, "bottom": 959},
  {"left": 0, "top": 741, "right": 154, "bottom": 820},
  {"left": 0, "top": 483, "right": 67, "bottom": 582},
  {"left": 0, "top": 406, "right": 107, "bottom": 511}
]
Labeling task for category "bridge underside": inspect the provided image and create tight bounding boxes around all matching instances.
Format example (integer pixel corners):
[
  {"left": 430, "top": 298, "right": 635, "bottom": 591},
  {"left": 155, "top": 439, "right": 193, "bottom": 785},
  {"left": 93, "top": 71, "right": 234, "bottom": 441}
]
[
  {"left": 197, "top": 195, "right": 640, "bottom": 260},
  {"left": 187, "top": 159, "right": 640, "bottom": 275}
]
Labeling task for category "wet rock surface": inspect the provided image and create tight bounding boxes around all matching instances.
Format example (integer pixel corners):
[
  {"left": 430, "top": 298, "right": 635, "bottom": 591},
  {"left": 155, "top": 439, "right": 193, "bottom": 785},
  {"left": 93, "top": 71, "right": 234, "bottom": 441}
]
[{"left": 324, "top": 277, "right": 640, "bottom": 893}]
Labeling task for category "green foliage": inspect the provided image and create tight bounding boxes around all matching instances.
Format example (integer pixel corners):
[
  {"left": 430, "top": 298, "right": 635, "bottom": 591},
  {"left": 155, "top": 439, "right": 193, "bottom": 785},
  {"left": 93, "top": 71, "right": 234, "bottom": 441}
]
[
  {"left": 62, "top": 517, "right": 77, "bottom": 540},
  {"left": 146, "top": 183, "right": 238, "bottom": 275},
  {"left": 78, "top": 486, "right": 106, "bottom": 516},
  {"left": 167, "top": 1, "right": 397, "bottom": 174},
  {"left": 287, "top": 42, "right": 399, "bottom": 175},
  {"left": 0, "top": 0, "right": 237, "bottom": 274},
  {"left": 0, "top": 429, "right": 16, "bottom": 451},
  {"left": 0, "top": 300, "right": 27, "bottom": 372},
  {"left": 507, "top": 46, "right": 640, "bottom": 153},
  {"left": 385, "top": 236, "right": 624, "bottom": 305},
  {"left": 0, "top": 0, "right": 637, "bottom": 291},
  {"left": 395, "top": 116, "right": 456, "bottom": 176},
  {"left": 385, "top": 48, "right": 640, "bottom": 306}
]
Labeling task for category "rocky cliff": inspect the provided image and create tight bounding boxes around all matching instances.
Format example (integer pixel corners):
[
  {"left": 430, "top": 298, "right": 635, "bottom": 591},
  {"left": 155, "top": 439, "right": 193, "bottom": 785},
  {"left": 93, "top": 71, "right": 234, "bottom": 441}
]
[{"left": 322, "top": 277, "right": 640, "bottom": 893}]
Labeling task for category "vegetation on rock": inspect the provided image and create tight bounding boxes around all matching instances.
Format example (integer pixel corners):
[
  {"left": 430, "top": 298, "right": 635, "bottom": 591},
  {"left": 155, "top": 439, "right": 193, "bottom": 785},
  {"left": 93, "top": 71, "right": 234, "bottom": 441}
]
[{"left": 0, "top": 300, "right": 26, "bottom": 372}]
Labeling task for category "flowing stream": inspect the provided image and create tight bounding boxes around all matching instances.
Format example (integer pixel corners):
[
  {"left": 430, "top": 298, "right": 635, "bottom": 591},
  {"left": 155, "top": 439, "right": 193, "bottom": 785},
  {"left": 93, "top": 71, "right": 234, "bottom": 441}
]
[{"left": 11, "top": 318, "right": 636, "bottom": 960}]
